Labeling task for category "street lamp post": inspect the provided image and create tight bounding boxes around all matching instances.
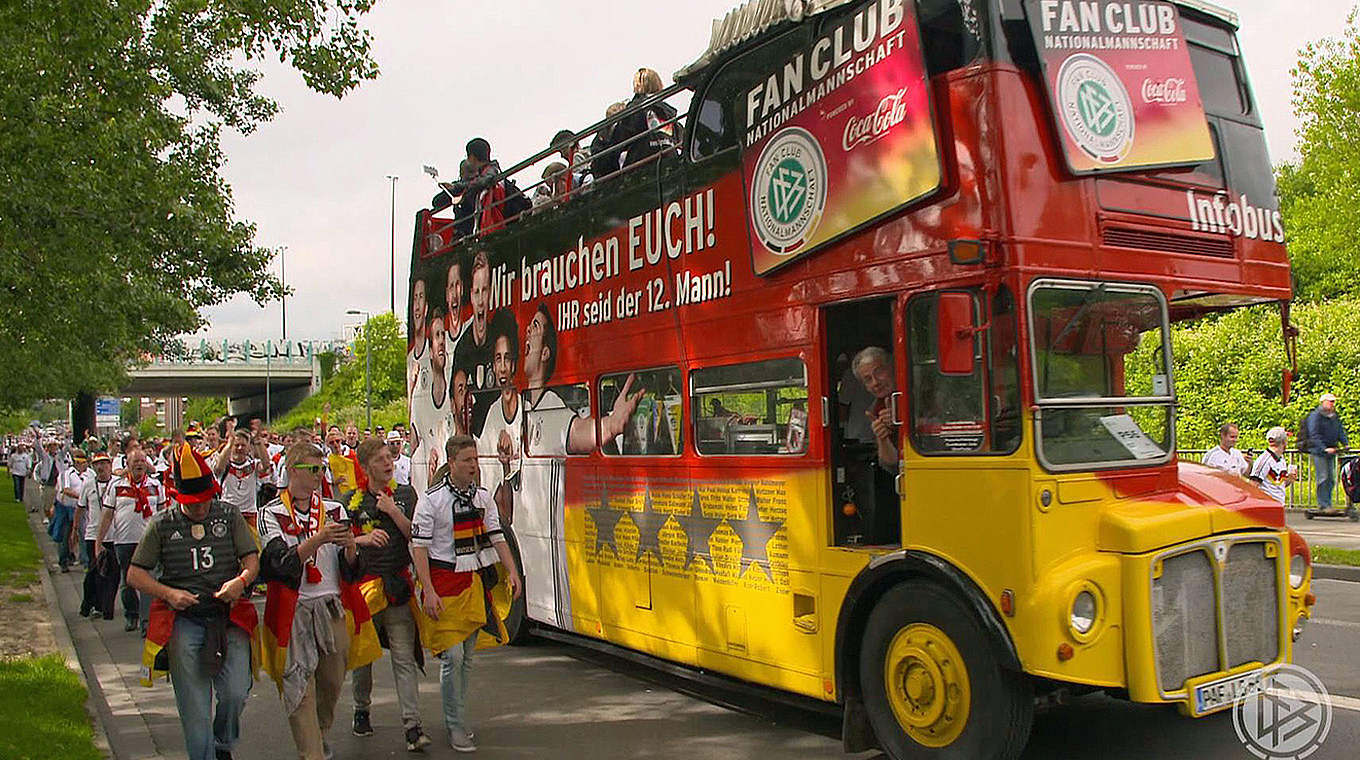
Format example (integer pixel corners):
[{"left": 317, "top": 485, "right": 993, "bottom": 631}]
[
  {"left": 386, "top": 175, "right": 398, "bottom": 316},
  {"left": 281, "top": 247, "right": 288, "bottom": 340},
  {"left": 346, "top": 309, "right": 372, "bottom": 430}
]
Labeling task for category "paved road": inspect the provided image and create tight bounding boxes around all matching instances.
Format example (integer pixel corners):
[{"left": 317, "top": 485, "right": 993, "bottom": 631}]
[
  {"left": 33, "top": 512, "right": 1360, "bottom": 760},
  {"left": 1290, "top": 511, "right": 1360, "bottom": 550}
]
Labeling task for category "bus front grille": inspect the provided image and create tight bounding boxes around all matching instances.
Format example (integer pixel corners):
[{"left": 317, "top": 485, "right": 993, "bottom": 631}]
[
  {"left": 1152, "top": 550, "right": 1218, "bottom": 692},
  {"left": 1150, "top": 539, "right": 1283, "bottom": 694}
]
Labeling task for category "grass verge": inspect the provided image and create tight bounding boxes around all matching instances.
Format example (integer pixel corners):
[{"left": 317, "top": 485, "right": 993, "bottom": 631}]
[
  {"left": 0, "top": 655, "right": 101, "bottom": 760},
  {"left": 0, "top": 467, "right": 42, "bottom": 587},
  {"left": 1312, "top": 545, "right": 1360, "bottom": 567}
]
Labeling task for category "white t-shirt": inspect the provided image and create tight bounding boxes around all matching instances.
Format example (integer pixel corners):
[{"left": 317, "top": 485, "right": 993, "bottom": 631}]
[
  {"left": 80, "top": 478, "right": 114, "bottom": 541},
  {"left": 1249, "top": 450, "right": 1292, "bottom": 504},
  {"left": 257, "top": 494, "right": 348, "bottom": 602},
  {"left": 221, "top": 458, "right": 262, "bottom": 515},
  {"left": 477, "top": 395, "right": 522, "bottom": 490},
  {"left": 393, "top": 454, "right": 411, "bottom": 486},
  {"left": 102, "top": 475, "right": 167, "bottom": 545},
  {"left": 410, "top": 481, "right": 504, "bottom": 568},
  {"left": 1202, "top": 446, "right": 1248, "bottom": 477},
  {"left": 59, "top": 466, "right": 95, "bottom": 507}
]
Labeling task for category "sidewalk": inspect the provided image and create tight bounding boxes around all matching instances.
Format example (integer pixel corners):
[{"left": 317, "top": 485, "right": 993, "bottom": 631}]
[{"left": 26, "top": 511, "right": 176, "bottom": 760}]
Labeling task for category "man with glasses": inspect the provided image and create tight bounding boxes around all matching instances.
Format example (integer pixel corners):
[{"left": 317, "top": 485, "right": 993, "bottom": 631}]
[{"left": 258, "top": 443, "right": 379, "bottom": 760}]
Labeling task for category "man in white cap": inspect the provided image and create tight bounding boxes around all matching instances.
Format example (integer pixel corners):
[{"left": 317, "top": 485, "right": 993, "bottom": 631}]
[
  {"left": 1304, "top": 393, "right": 1349, "bottom": 509},
  {"left": 1249, "top": 427, "right": 1298, "bottom": 505},
  {"left": 387, "top": 431, "right": 411, "bottom": 487}
]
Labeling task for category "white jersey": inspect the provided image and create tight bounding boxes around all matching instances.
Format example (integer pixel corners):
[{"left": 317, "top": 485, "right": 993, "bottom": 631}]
[
  {"left": 1202, "top": 446, "right": 1248, "bottom": 477},
  {"left": 1249, "top": 450, "right": 1291, "bottom": 504},
  {"left": 102, "top": 475, "right": 167, "bottom": 545},
  {"left": 410, "top": 375, "right": 452, "bottom": 495},
  {"left": 393, "top": 454, "right": 411, "bottom": 487},
  {"left": 410, "top": 480, "right": 504, "bottom": 569},
  {"left": 221, "top": 458, "right": 263, "bottom": 515},
  {"left": 80, "top": 477, "right": 114, "bottom": 542},
  {"left": 477, "top": 395, "right": 522, "bottom": 491},
  {"left": 519, "top": 389, "right": 578, "bottom": 628},
  {"left": 257, "top": 494, "right": 348, "bottom": 602},
  {"left": 59, "top": 466, "right": 95, "bottom": 507}
]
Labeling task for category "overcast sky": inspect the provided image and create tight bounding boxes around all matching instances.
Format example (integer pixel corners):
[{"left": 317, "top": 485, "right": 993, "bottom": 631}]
[{"left": 201, "top": 0, "right": 1355, "bottom": 342}]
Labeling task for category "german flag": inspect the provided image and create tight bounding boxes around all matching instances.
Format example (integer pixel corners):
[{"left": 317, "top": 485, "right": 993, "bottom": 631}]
[
  {"left": 140, "top": 598, "right": 258, "bottom": 687},
  {"left": 259, "top": 580, "right": 382, "bottom": 689},
  {"left": 413, "top": 564, "right": 511, "bottom": 656}
]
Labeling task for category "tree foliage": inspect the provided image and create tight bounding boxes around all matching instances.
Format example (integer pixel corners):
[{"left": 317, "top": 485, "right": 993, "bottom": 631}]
[
  {"left": 273, "top": 313, "right": 406, "bottom": 432},
  {"left": 1277, "top": 9, "right": 1360, "bottom": 302},
  {"left": 0, "top": 0, "right": 378, "bottom": 409},
  {"left": 1136, "top": 301, "right": 1360, "bottom": 449}
]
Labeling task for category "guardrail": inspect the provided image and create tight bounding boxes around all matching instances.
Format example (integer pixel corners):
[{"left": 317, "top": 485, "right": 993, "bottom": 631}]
[{"left": 1180, "top": 449, "right": 1355, "bottom": 510}]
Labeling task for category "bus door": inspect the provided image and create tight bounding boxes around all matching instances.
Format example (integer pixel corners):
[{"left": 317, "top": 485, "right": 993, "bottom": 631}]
[
  {"left": 897, "top": 286, "right": 1031, "bottom": 587},
  {"left": 821, "top": 297, "right": 902, "bottom": 548}
]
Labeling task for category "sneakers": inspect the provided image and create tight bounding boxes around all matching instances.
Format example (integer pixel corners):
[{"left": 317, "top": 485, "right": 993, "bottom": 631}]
[
  {"left": 405, "top": 725, "right": 432, "bottom": 752},
  {"left": 352, "top": 710, "right": 374, "bottom": 737},
  {"left": 123, "top": 618, "right": 137, "bottom": 632},
  {"left": 449, "top": 730, "right": 477, "bottom": 753}
]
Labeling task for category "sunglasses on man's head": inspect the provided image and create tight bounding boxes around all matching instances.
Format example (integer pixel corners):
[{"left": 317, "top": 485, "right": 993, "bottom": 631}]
[{"left": 291, "top": 463, "right": 323, "bottom": 473}]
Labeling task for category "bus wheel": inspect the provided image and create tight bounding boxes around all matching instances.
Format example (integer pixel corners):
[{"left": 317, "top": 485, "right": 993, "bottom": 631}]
[
  {"left": 859, "top": 582, "right": 1032, "bottom": 759},
  {"left": 501, "top": 527, "right": 531, "bottom": 645}
]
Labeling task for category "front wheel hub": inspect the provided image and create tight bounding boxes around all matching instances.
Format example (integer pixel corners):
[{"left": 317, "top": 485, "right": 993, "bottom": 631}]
[{"left": 883, "top": 623, "right": 971, "bottom": 747}]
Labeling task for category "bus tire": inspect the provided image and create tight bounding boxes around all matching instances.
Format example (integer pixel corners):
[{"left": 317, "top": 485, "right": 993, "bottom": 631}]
[
  {"left": 859, "top": 581, "right": 1032, "bottom": 759},
  {"left": 501, "top": 527, "right": 531, "bottom": 645}
]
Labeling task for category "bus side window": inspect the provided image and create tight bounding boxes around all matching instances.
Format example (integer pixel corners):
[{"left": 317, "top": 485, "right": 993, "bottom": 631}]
[
  {"left": 906, "top": 292, "right": 987, "bottom": 454},
  {"left": 599, "top": 368, "right": 684, "bottom": 456},
  {"left": 691, "top": 358, "right": 809, "bottom": 456}
]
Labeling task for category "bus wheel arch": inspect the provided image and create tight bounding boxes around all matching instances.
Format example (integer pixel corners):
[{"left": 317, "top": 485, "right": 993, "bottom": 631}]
[{"left": 834, "top": 552, "right": 1026, "bottom": 755}]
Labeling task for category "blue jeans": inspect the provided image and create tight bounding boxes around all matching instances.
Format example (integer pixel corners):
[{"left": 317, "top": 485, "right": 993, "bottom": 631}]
[
  {"left": 1313, "top": 453, "right": 1337, "bottom": 508},
  {"left": 438, "top": 634, "right": 478, "bottom": 735},
  {"left": 167, "top": 617, "right": 253, "bottom": 760},
  {"left": 49, "top": 503, "right": 75, "bottom": 567}
]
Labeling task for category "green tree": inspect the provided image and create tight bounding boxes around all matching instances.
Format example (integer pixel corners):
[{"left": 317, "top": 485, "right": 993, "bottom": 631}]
[
  {"left": 0, "top": 0, "right": 378, "bottom": 409},
  {"left": 1278, "top": 9, "right": 1360, "bottom": 302},
  {"left": 274, "top": 313, "right": 406, "bottom": 432}
]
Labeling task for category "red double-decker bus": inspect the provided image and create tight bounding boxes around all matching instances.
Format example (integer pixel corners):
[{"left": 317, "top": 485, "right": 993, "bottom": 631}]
[{"left": 405, "top": 1, "right": 1312, "bottom": 756}]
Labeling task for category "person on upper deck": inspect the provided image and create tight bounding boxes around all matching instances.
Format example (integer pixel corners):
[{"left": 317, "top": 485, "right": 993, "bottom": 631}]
[
  {"left": 590, "top": 101, "right": 628, "bottom": 182},
  {"left": 612, "top": 69, "right": 678, "bottom": 168}
]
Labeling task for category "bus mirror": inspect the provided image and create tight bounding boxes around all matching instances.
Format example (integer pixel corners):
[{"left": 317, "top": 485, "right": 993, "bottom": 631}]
[{"left": 937, "top": 292, "right": 977, "bottom": 375}]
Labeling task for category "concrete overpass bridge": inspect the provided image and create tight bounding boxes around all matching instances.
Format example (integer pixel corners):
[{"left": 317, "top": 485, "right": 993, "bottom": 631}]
[{"left": 122, "top": 338, "right": 349, "bottom": 421}]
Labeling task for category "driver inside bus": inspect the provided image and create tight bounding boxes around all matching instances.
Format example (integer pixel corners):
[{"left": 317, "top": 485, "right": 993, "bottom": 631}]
[{"left": 853, "top": 347, "right": 900, "bottom": 472}]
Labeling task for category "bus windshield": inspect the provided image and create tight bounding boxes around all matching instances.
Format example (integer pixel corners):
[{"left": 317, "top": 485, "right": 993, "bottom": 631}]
[{"left": 1028, "top": 280, "right": 1174, "bottom": 470}]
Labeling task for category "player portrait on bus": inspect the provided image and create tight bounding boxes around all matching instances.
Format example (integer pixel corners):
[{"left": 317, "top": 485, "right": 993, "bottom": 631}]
[{"left": 451, "top": 250, "right": 495, "bottom": 391}]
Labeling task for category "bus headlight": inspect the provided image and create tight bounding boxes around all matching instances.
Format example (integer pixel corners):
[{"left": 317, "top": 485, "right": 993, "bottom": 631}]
[
  {"left": 1070, "top": 590, "right": 1097, "bottom": 635},
  {"left": 1290, "top": 554, "right": 1307, "bottom": 589}
]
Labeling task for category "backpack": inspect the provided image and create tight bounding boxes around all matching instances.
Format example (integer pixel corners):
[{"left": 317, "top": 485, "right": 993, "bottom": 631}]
[
  {"left": 501, "top": 179, "right": 532, "bottom": 221},
  {"left": 1296, "top": 411, "right": 1313, "bottom": 453}
]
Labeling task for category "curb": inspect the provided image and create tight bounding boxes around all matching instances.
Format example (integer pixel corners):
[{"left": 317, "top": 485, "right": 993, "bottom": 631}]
[
  {"left": 25, "top": 513, "right": 116, "bottom": 760},
  {"left": 1312, "top": 564, "right": 1360, "bottom": 583}
]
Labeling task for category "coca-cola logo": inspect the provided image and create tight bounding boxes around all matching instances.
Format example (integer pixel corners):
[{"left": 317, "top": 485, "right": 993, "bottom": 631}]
[
  {"left": 1141, "top": 77, "right": 1187, "bottom": 104},
  {"left": 842, "top": 87, "right": 909, "bottom": 152}
]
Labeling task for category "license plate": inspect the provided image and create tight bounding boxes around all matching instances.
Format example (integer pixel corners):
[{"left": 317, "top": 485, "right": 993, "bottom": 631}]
[{"left": 1193, "top": 669, "right": 1264, "bottom": 715}]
